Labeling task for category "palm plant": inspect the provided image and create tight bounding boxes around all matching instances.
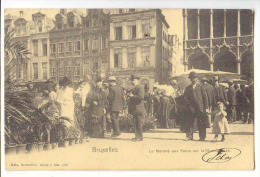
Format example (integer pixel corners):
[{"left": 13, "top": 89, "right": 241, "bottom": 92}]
[
  {"left": 4, "top": 25, "right": 32, "bottom": 145},
  {"left": 4, "top": 25, "right": 30, "bottom": 82}
]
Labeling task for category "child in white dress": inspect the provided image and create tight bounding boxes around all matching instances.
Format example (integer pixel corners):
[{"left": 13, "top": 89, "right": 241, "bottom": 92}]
[{"left": 211, "top": 102, "right": 231, "bottom": 142}]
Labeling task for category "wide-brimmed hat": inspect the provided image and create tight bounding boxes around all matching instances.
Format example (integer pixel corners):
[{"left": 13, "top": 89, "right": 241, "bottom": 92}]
[
  {"left": 108, "top": 76, "right": 116, "bottom": 82},
  {"left": 59, "top": 77, "right": 72, "bottom": 87},
  {"left": 188, "top": 71, "right": 198, "bottom": 78},
  {"left": 201, "top": 77, "right": 208, "bottom": 82},
  {"left": 130, "top": 74, "right": 140, "bottom": 80}
]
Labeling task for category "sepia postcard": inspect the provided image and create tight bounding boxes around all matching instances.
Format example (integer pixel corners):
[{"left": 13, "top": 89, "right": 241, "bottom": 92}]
[{"left": 2, "top": 5, "right": 256, "bottom": 172}]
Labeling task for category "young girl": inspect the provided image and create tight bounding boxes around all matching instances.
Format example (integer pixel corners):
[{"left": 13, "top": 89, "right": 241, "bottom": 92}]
[{"left": 211, "top": 102, "right": 231, "bottom": 142}]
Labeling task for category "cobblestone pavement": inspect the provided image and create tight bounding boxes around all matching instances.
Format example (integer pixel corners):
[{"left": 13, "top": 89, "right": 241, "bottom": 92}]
[{"left": 5, "top": 122, "right": 254, "bottom": 170}]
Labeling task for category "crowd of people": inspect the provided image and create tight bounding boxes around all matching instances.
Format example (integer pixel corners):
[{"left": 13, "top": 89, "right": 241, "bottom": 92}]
[{"left": 26, "top": 71, "right": 254, "bottom": 143}]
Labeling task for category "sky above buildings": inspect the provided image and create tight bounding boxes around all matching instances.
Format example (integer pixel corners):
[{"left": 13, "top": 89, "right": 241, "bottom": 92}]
[{"left": 4, "top": 8, "right": 183, "bottom": 39}]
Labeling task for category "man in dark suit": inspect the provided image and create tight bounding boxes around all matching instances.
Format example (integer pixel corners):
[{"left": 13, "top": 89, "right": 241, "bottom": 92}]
[
  {"left": 213, "top": 76, "right": 228, "bottom": 108},
  {"left": 201, "top": 77, "right": 215, "bottom": 127},
  {"left": 227, "top": 81, "right": 237, "bottom": 122},
  {"left": 128, "top": 74, "right": 147, "bottom": 142},
  {"left": 107, "top": 76, "right": 125, "bottom": 137},
  {"left": 183, "top": 72, "right": 209, "bottom": 141}
]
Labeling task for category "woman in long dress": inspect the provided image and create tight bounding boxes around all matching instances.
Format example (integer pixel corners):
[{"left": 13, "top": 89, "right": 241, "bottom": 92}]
[
  {"left": 57, "top": 77, "right": 75, "bottom": 128},
  {"left": 87, "top": 77, "right": 108, "bottom": 138}
]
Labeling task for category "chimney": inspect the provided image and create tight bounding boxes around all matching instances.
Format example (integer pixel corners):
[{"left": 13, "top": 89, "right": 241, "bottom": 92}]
[
  {"left": 60, "top": 9, "right": 67, "bottom": 15},
  {"left": 19, "top": 11, "right": 24, "bottom": 17}
]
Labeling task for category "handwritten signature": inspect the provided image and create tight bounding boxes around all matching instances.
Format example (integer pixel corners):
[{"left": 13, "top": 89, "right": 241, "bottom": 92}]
[{"left": 202, "top": 148, "right": 241, "bottom": 163}]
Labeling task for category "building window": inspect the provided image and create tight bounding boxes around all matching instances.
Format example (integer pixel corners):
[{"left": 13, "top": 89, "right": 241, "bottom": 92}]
[
  {"left": 85, "top": 21, "right": 90, "bottom": 28},
  {"left": 84, "top": 39, "right": 89, "bottom": 51},
  {"left": 127, "top": 48, "right": 136, "bottom": 67},
  {"left": 66, "top": 42, "right": 72, "bottom": 52},
  {"left": 241, "top": 10, "right": 253, "bottom": 36},
  {"left": 50, "top": 61, "right": 56, "bottom": 77},
  {"left": 50, "top": 44, "right": 56, "bottom": 53},
  {"left": 59, "top": 60, "right": 65, "bottom": 76},
  {"left": 168, "top": 61, "right": 173, "bottom": 72},
  {"left": 42, "top": 39, "right": 47, "bottom": 56},
  {"left": 58, "top": 43, "right": 65, "bottom": 53},
  {"left": 92, "top": 18, "right": 98, "bottom": 27},
  {"left": 213, "top": 9, "right": 224, "bottom": 38},
  {"left": 128, "top": 24, "right": 136, "bottom": 39},
  {"left": 92, "top": 39, "right": 98, "bottom": 50},
  {"left": 115, "top": 27, "right": 122, "bottom": 40},
  {"left": 57, "top": 22, "right": 62, "bottom": 29},
  {"left": 142, "top": 19, "right": 151, "bottom": 37},
  {"left": 74, "top": 59, "right": 80, "bottom": 76},
  {"left": 68, "top": 21, "right": 74, "bottom": 28},
  {"left": 33, "top": 40, "right": 38, "bottom": 56},
  {"left": 93, "top": 62, "right": 99, "bottom": 70},
  {"left": 33, "top": 63, "right": 38, "bottom": 79},
  {"left": 141, "top": 46, "right": 150, "bottom": 67},
  {"left": 129, "top": 9, "right": 135, "bottom": 12},
  {"left": 42, "top": 62, "right": 47, "bottom": 79},
  {"left": 102, "top": 37, "right": 108, "bottom": 49},
  {"left": 17, "top": 28, "right": 21, "bottom": 35},
  {"left": 74, "top": 41, "right": 80, "bottom": 51},
  {"left": 119, "top": 9, "right": 123, "bottom": 13},
  {"left": 65, "top": 60, "right": 72, "bottom": 76},
  {"left": 38, "top": 20, "right": 43, "bottom": 32},
  {"left": 226, "top": 10, "right": 238, "bottom": 37},
  {"left": 114, "top": 48, "right": 122, "bottom": 68}
]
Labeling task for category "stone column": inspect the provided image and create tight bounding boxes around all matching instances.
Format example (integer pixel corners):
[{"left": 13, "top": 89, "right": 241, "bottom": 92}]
[
  {"left": 184, "top": 9, "right": 188, "bottom": 41},
  {"left": 224, "top": 9, "right": 227, "bottom": 38},
  {"left": 110, "top": 22, "right": 115, "bottom": 40},
  {"left": 136, "top": 46, "right": 142, "bottom": 67},
  {"left": 210, "top": 9, "right": 214, "bottom": 71},
  {"left": 184, "top": 9, "right": 188, "bottom": 71},
  {"left": 150, "top": 45, "right": 155, "bottom": 67},
  {"left": 237, "top": 61, "right": 241, "bottom": 75},
  {"left": 122, "top": 20, "right": 128, "bottom": 40},
  {"left": 136, "top": 18, "right": 142, "bottom": 38},
  {"left": 197, "top": 9, "right": 200, "bottom": 39},
  {"left": 209, "top": 60, "right": 214, "bottom": 71},
  {"left": 122, "top": 47, "right": 127, "bottom": 68},
  {"left": 237, "top": 10, "right": 241, "bottom": 75},
  {"left": 110, "top": 48, "right": 114, "bottom": 68}
]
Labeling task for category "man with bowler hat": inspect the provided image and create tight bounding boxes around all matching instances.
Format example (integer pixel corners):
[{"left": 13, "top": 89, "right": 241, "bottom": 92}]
[
  {"left": 201, "top": 77, "right": 215, "bottom": 126},
  {"left": 213, "top": 75, "right": 228, "bottom": 108},
  {"left": 183, "top": 72, "right": 209, "bottom": 141},
  {"left": 107, "top": 76, "right": 125, "bottom": 137},
  {"left": 128, "top": 74, "right": 147, "bottom": 141}
]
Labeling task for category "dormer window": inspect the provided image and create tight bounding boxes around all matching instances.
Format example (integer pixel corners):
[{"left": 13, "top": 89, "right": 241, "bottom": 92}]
[
  {"left": 38, "top": 20, "right": 42, "bottom": 32},
  {"left": 69, "top": 21, "right": 74, "bottom": 28},
  {"left": 57, "top": 22, "right": 62, "bottom": 29},
  {"left": 85, "top": 21, "right": 90, "bottom": 27}
]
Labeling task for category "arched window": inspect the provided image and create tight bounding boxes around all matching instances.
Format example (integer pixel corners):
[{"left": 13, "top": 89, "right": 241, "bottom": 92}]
[{"left": 38, "top": 20, "right": 42, "bottom": 32}]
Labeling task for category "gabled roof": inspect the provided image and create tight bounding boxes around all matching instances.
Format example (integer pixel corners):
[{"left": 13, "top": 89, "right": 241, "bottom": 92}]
[
  {"left": 4, "top": 14, "right": 18, "bottom": 21},
  {"left": 14, "top": 18, "right": 28, "bottom": 25}
]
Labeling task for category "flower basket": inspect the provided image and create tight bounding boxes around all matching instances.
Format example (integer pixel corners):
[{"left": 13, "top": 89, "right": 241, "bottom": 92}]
[
  {"left": 75, "top": 138, "right": 79, "bottom": 144},
  {"left": 5, "top": 144, "right": 17, "bottom": 155},
  {"left": 69, "top": 139, "right": 75, "bottom": 146},
  {"left": 64, "top": 140, "right": 70, "bottom": 147},
  {"left": 16, "top": 144, "right": 26, "bottom": 154},
  {"left": 26, "top": 143, "right": 38, "bottom": 153},
  {"left": 43, "top": 143, "right": 52, "bottom": 151},
  {"left": 52, "top": 143, "right": 57, "bottom": 149},
  {"left": 37, "top": 142, "right": 45, "bottom": 152}
]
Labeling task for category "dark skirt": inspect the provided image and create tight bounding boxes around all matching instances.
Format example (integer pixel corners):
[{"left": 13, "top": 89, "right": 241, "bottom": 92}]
[{"left": 157, "top": 96, "right": 173, "bottom": 128}]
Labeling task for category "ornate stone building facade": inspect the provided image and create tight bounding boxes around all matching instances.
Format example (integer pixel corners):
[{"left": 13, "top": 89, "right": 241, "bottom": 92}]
[
  {"left": 183, "top": 9, "right": 254, "bottom": 77},
  {"left": 109, "top": 9, "right": 174, "bottom": 90},
  {"left": 49, "top": 9, "right": 110, "bottom": 83}
]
